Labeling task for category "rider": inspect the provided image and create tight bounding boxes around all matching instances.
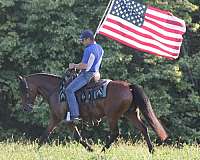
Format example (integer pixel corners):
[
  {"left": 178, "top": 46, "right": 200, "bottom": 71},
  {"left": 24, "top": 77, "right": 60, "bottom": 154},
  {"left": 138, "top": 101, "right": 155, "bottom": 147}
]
[{"left": 65, "top": 29, "right": 104, "bottom": 123}]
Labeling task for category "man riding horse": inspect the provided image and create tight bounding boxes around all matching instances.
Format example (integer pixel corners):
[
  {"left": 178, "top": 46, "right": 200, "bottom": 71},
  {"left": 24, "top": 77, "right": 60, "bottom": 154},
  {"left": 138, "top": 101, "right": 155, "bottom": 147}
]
[
  {"left": 65, "top": 29, "right": 104, "bottom": 124},
  {"left": 17, "top": 30, "right": 167, "bottom": 153}
]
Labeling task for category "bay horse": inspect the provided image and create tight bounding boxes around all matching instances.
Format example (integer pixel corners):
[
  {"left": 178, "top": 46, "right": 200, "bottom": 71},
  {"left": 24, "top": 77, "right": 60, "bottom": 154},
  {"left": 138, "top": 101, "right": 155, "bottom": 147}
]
[{"left": 17, "top": 70, "right": 168, "bottom": 153}]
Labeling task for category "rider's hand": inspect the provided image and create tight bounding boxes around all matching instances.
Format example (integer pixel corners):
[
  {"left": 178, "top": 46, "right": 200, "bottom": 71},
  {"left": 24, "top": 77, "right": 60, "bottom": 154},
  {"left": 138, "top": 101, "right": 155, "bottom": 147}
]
[{"left": 69, "top": 63, "right": 75, "bottom": 69}]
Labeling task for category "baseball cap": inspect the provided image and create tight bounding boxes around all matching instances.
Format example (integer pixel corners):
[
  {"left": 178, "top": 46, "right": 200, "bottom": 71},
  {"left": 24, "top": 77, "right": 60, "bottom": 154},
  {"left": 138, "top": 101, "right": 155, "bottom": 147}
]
[{"left": 79, "top": 29, "right": 94, "bottom": 41}]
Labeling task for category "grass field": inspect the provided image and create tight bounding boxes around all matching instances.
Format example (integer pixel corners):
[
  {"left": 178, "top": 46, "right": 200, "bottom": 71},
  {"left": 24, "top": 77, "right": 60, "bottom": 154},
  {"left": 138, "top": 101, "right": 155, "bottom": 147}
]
[{"left": 0, "top": 140, "right": 199, "bottom": 160}]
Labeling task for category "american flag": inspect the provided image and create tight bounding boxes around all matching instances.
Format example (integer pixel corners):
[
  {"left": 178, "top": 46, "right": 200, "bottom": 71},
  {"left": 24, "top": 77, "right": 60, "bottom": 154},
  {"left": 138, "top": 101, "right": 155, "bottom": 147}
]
[{"left": 97, "top": 0, "right": 186, "bottom": 59}]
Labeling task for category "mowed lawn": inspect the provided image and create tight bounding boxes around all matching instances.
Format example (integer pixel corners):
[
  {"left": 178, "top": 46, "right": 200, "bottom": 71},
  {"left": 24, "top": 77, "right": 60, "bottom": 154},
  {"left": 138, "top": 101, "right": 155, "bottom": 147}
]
[{"left": 0, "top": 140, "right": 199, "bottom": 160}]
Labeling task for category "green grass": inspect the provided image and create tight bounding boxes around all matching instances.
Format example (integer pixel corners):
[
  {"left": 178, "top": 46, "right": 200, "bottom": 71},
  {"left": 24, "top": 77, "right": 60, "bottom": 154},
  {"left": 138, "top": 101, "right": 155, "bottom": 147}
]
[{"left": 0, "top": 140, "right": 199, "bottom": 160}]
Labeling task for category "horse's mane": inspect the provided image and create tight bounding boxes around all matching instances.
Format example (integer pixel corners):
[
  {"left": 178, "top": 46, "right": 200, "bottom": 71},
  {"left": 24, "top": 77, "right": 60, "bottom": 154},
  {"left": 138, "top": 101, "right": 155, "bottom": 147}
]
[{"left": 26, "top": 73, "right": 62, "bottom": 80}]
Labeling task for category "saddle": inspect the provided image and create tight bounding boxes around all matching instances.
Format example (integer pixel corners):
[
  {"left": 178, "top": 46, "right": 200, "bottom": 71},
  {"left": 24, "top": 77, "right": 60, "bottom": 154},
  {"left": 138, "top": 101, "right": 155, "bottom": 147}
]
[{"left": 59, "top": 72, "right": 111, "bottom": 104}]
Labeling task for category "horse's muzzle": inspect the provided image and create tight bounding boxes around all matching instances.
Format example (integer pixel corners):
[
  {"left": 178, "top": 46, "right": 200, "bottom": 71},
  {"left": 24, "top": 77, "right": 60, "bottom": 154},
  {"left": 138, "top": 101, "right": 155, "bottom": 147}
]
[{"left": 23, "top": 104, "right": 33, "bottom": 112}]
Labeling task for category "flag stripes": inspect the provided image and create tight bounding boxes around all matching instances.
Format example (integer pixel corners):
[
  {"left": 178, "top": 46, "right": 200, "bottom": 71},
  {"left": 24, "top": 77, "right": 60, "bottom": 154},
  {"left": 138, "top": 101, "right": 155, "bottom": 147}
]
[{"left": 98, "top": 0, "right": 186, "bottom": 59}]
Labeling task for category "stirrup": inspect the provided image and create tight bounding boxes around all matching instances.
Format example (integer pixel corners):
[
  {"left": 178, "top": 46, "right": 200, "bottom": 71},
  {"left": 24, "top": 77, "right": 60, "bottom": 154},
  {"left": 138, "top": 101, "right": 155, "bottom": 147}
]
[{"left": 64, "top": 112, "right": 81, "bottom": 125}]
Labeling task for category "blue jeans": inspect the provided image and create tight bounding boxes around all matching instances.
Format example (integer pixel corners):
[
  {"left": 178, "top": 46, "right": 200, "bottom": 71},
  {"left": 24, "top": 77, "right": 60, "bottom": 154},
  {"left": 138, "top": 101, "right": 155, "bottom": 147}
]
[{"left": 65, "top": 71, "right": 95, "bottom": 118}]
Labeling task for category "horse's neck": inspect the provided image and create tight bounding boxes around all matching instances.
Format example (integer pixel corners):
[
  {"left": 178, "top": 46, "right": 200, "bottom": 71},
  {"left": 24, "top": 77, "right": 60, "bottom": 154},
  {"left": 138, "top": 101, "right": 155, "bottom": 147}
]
[{"left": 29, "top": 74, "right": 60, "bottom": 100}]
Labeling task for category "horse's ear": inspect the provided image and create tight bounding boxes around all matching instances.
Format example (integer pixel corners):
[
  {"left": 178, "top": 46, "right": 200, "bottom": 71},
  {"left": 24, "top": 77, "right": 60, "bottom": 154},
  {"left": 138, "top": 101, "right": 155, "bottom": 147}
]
[{"left": 17, "top": 75, "right": 23, "bottom": 81}]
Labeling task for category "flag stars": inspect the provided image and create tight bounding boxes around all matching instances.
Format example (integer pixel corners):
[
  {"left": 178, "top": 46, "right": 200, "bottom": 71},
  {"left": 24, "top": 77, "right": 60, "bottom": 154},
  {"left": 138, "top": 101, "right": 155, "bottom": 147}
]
[{"left": 111, "top": 0, "right": 147, "bottom": 27}]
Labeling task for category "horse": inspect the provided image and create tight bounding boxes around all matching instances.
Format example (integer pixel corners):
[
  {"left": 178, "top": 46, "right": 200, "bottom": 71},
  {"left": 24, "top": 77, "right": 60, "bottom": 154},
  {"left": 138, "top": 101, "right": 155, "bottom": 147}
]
[{"left": 17, "top": 70, "right": 168, "bottom": 153}]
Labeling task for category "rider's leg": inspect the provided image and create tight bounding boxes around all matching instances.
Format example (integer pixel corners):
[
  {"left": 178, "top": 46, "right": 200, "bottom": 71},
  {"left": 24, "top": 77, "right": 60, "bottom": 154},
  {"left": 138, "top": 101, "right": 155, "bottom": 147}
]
[{"left": 65, "top": 72, "right": 94, "bottom": 120}]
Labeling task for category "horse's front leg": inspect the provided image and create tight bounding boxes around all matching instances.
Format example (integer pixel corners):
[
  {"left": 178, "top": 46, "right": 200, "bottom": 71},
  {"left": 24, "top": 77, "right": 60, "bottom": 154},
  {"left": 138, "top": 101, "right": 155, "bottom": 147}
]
[
  {"left": 67, "top": 123, "right": 93, "bottom": 152},
  {"left": 39, "top": 114, "right": 61, "bottom": 146},
  {"left": 102, "top": 118, "right": 119, "bottom": 152}
]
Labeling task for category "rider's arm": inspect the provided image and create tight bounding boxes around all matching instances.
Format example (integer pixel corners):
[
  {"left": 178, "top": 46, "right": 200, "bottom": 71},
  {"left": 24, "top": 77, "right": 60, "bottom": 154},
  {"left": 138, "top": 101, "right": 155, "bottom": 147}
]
[
  {"left": 74, "top": 53, "right": 95, "bottom": 70},
  {"left": 80, "top": 47, "right": 95, "bottom": 71},
  {"left": 68, "top": 62, "right": 87, "bottom": 70},
  {"left": 74, "top": 63, "right": 87, "bottom": 70},
  {"left": 69, "top": 47, "right": 95, "bottom": 70}
]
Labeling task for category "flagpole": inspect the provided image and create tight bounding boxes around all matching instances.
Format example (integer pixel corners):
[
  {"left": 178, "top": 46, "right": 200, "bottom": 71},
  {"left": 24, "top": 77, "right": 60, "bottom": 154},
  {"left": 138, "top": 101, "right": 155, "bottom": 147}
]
[{"left": 94, "top": 0, "right": 113, "bottom": 38}]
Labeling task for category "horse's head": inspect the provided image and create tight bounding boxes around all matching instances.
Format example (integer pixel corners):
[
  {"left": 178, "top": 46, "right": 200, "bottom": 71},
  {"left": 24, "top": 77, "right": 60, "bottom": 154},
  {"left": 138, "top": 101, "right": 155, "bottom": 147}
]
[{"left": 18, "top": 75, "right": 37, "bottom": 112}]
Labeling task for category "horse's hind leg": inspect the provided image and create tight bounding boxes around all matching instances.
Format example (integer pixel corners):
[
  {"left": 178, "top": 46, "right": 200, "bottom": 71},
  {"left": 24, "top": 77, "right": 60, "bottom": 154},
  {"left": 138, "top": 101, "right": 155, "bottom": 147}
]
[
  {"left": 67, "top": 124, "right": 93, "bottom": 152},
  {"left": 125, "top": 109, "right": 154, "bottom": 153},
  {"left": 102, "top": 118, "right": 119, "bottom": 152}
]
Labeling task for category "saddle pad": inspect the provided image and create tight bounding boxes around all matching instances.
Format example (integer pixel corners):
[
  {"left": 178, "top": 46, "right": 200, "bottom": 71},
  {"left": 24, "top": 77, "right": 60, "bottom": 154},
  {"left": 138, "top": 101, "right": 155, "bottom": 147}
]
[
  {"left": 59, "top": 79, "right": 111, "bottom": 103},
  {"left": 76, "top": 79, "right": 111, "bottom": 104}
]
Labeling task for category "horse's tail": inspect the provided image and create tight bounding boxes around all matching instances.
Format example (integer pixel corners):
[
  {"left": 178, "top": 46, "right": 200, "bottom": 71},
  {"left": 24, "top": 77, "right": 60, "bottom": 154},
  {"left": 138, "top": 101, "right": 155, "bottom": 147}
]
[{"left": 130, "top": 84, "right": 168, "bottom": 141}]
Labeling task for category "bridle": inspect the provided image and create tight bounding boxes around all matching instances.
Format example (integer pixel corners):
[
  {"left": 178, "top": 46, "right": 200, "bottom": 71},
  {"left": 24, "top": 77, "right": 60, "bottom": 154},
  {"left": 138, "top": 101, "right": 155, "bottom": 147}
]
[{"left": 19, "top": 77, "right": 34, "bottom": 112}]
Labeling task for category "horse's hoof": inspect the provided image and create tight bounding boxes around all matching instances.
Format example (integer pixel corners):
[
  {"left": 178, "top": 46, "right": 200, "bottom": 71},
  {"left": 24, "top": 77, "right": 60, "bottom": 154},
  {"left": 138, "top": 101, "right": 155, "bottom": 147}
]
[
  {"left": 101, "top": 147, "right": 106, "bottom": 153},
  {"left": 87, "top": 147, "right": 94, "bottom": 152},
  {"left": 37, "top": 143, "right": 42, "bottom": 150},
  {"left": 149, "top": 148, "right": 155, "bottom": 154}
]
